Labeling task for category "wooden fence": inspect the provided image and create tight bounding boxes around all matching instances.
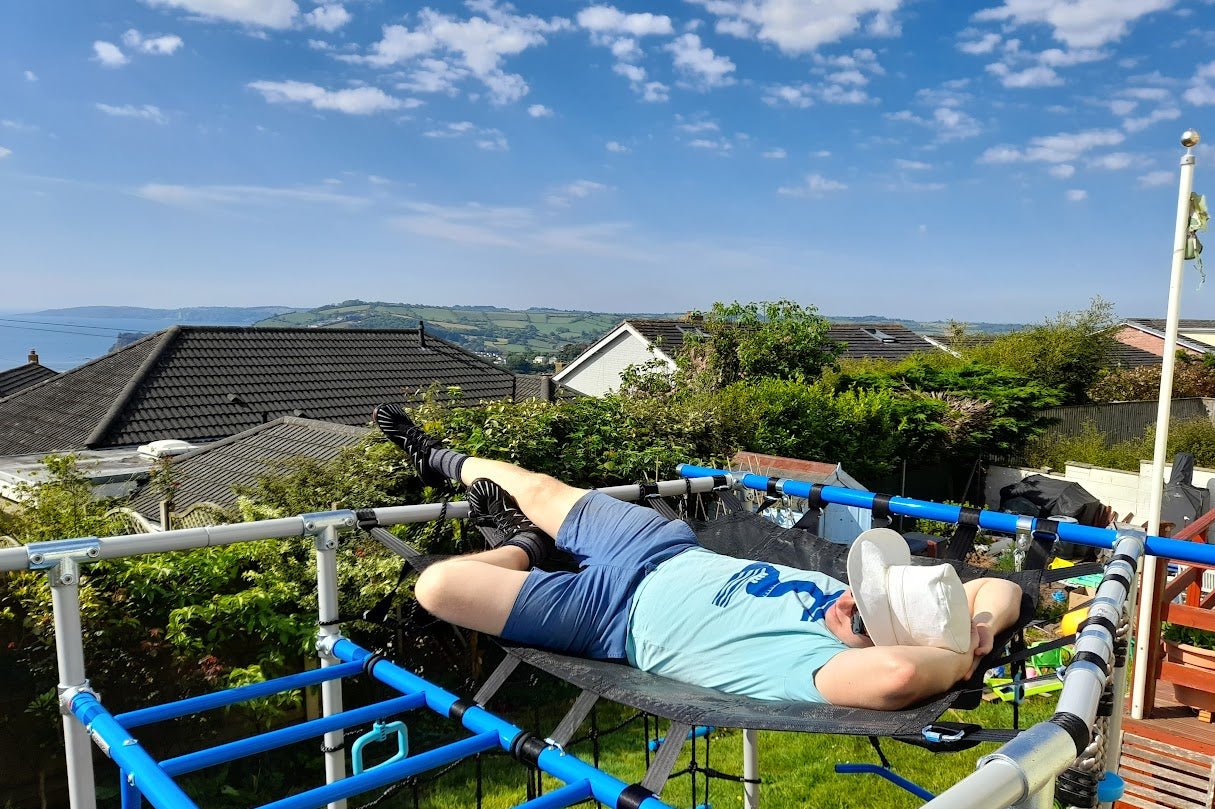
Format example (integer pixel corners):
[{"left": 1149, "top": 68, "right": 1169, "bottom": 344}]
[{"left": 1040, "top": 398, "right": 1215, "bottom": 444}]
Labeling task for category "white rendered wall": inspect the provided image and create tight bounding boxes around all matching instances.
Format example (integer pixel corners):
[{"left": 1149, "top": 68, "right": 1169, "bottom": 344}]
[
  {"left": 558, "top": 332, "right": 675, "bottom": 397},
  {"left": 986, "top": 462, "right": 1215, "bottom": 527}
]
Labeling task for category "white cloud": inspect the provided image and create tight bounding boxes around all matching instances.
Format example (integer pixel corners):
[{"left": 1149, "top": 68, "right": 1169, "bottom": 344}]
[
  {"left": 423, "top": 121, "right": 508, "bottom": 150},
  {"left": 778, "top": 173, "right": 848, "bottom": 197},
  {"left": 667, "top": 33, "right": 735, "bottom": 89},
  {"left": 0, "top": 146, "right": 11, "bottom": 159},
  {"left": 1123, "top": 106, "right": 1180, "bottom": 133},
  {"left": 545, "top": 179, "right": 609, "bottom": 207},
  {"left": 122, "top": 29, "right": 184, "bottom": 55},
  {"left": 716, "top": 18, "right": 752, "bottom": 38},
  {"left": 613, "top": 63, "right": 646, "bottom": 83},
  {"left": 527, "top": 103, "right": 552, "bottom": 117},
  {"left": 979, "top": 128, "right": 1125, "bottom": 164},
  {"left": 1138, "top": 170, "right": 1174, "bottom": 187},
  {"left": 93, "top": 41, "right": 128, "bottom": 68},
  {"left": 678, "top": 120, "right": 719, "bottom": 134},
  {"left": 398, "top": 58, "right": 468, "bottom": 95},
  {"left": 765, "top": 84, "right": 814, "bottom": 108},
  {"left": 305, "top": 4, "right": 351, "bottom": 32},
  {"left": 1048, "top": 164, "right": 1076, "bottom": 178},
  {"left": 141, "top": 0, "right": 299, "bottom": 28},
  {"left": 96, "top": 103, "right": 167, "bottom": 123},
  {"left": 641, "top": 81, "right": 669, "bottom": 102},
  {"left": 762, "top": 147, "right": 787, "bottom": 159},
  {"left": 1109, "top": 99, "right": 1138, "bottom": 116},
  {"left": 248, "top": 80, "right": 410, "bottom": 114},
  {"left": 1038, "top": 47, "right": 1107, "bottom": 67},
  {"left": 137, "top": 182, "right": 368, "bottom": 208},
  {"left": 894, "top": 158, "right": 931, "bottom": 170},
  {"left": 685, "top": 0, "right": 904, "bottom": 54},
  {"left": 23, "top": 70, "right": 37, "bottom": 82},
  {"left": 1088, "top": 152, "right": 1135, "bottom": 170},
  {"left": 1066, "top": 189, "right": 1088, "bottom": 201},
  {"left": 986, "top": 62, "right": 1061, "bottom": 88},
  {"left": 605, "top": 140, "right": 629, "bottom": 153},
  {"left": 958, "top": 32, "right": 1001, "bottom": 54},
  {"left": 1184, "top": 60, "right": 1215, "bottom": 106},
  {"left": 973, "top": 0, "right": 1177, "bottom": 48},
  {"left": 689, "top": 137, "right": 733, "bottom": 153},
  {"left": 576, "top": 6, "right": 673, "bottom": 36},
  {"left": 887, "top": 105, "right": 982, "bottom": 141}
]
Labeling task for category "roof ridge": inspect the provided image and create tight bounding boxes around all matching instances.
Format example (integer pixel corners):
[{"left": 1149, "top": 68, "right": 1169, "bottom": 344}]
[
  {"left": 164, "top": 416, "right": 368, "bottom": 463},
  {"left": 85, "top": 327, "right": 180, "bottom": 447},
  {"left": 0, "top": 329, "right": 166, "bottom": 403}
]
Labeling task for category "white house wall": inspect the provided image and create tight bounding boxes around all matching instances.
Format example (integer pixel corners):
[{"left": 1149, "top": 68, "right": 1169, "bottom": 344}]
[
  {"left": 986, "top": 462, "right": 1215, "bottom": 529},
  {"left": 558, "top": 332, "right": 675, "bottom": 397}
]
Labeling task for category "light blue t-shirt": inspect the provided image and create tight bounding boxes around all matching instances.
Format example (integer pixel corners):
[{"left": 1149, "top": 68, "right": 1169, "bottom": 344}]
[{"left": 625, "top": 547, "right": 849, "bottom": 703}]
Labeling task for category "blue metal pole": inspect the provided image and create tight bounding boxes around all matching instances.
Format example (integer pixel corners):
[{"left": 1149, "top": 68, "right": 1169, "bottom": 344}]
[
  {"left": 160, "top": 694, "right": 426, "bottom": 776},
  {"left": 332, "top": 640, "right": 674, "bottom": 809},
  {"left": 677, "top": 464, "right": 1215, "bottom": 565},
  {"left": 69, "top": 693, "right": 199, "bottom": 809},
  {"left": 253, "top": 731, "right": 501, "bottom": 809},
  {"left": 116, "top": 662, "right": 364, "bottom": 729},
  {"left": 514, "top": 780, "right": 594, "bottom": 808},
  {"left": 120, "top": 770, "right": 142, "bottom": 809},
  {"left": 834, "top": 764, "right": 935, "bottom": 801}
]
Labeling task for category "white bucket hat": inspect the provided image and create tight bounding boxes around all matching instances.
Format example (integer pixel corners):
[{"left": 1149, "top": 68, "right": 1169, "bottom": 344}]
[{"left": 846, "top": 527, "right": 972, "bottom": 653}]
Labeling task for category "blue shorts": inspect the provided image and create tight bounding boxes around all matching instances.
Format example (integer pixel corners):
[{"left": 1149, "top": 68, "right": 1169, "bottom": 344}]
[{"left": 500, "top": 491, "right": 697, "bottom": 660}]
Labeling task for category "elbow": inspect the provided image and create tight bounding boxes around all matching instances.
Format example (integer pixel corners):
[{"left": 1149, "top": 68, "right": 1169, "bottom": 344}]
[{"left": 872, "top": 657, "right": 923, "bottom": 711}]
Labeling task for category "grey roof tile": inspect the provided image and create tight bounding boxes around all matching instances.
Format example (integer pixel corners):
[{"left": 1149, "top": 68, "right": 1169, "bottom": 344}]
[
  {"left": 0, "top": 362, "right": 59, "bottom": 398},
  {"left": 0, "top": 326, "right": 529, "bottom": 455},
  {"left": 128, "top": 417, "right": 367, "bottom": 519}
]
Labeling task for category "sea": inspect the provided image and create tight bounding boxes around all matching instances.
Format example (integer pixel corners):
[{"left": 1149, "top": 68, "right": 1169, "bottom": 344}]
[{"left": 0, "top": 313, "right": 215, "bottom": 372}]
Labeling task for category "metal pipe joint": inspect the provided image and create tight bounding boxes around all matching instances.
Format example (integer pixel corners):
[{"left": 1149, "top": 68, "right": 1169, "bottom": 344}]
[
  {"left": 27, "top": 537, "right": 101, "bottom": 586},
  {"left": 301, "top": 510, "right": 358, "bottom": 536},
  {"left": 316, "top": 633, "right": 342, "bottom": 658},
  {"left": 59, "top": 683, "right": 98, "bottom": 717}
]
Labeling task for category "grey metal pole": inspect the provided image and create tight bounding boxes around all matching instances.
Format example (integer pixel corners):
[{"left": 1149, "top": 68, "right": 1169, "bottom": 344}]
[
  {"left": 1132, "top": 128, "right": 1202, "bottom": 718},
  {"left": 50, "top": 561, "right": 98, "bottom": 809},
  {"left": 742, "top": 729, "right": 759, "bottom": 809},
  {"left": 314, "top": 522, "right": 347, "bottom": 809}
]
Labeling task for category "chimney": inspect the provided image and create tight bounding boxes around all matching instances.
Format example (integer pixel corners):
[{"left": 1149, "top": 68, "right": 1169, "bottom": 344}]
[
  {"left": 539, "top": 375, "right": 552, "bottom": 401},
  {"left": 28, "top": 348, "right": 39, "bottom": 364},
  {"left": 419, "top": 320, "right": 427, "bottom": 350},
  {"left": 684, "top": 312, "right": 704, "bottom": 323}
]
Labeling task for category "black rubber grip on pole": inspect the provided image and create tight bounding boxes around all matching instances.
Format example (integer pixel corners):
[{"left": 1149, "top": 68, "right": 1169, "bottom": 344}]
[
  {"left": 449, "top": 700, "right": 471, "bottom": 721},
  {"left": 356, "top": 508, "right": 380, "bottom": 531},
  {"left": 1077, "top": 615, "right": 1117, "bottom": 637},
  {"left": 807, "top": 483, "right": 826, "bottom": 510},
  {"left": 711, "top": 475, "right": 729, "bottom": 488},
  {"left": 617, "top": 784, "right": 657, "bottom": 809},
  {"left": 362, "top": 652, "right": 385, "bottom": 679},
  {"left": 1102, "top": 571, "right": 1131, "bottom": 593},
  {"left": 638, "top": 482, "right": 659, "bottom": 498},
  {"left": 1111, "top": 553, "right": 1138, "bottom": 569},
  {"left": 510, "top": 732, "right": 548, "bottom": 766},
  {"left": 766, "top": 478, "right": 780, "bottom": 496},
  {"left": 1050, "top": 712, "right": 1091, "bottom": 756},
  {"left": 957, "top": 506, "right": 981, "bottom": 527},
  {"left": 871, "top": 494, "right": 893, "bottom": 521},
  {"left": 1072, "top": 651, "right": 1111, "bottom": 677},
  {"left": 1033, "top": 519, "right": 1059, "bottom": 542}
]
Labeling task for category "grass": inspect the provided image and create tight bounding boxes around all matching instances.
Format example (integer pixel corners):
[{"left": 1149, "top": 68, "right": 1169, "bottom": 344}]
[{"left": 168, "top": 694, "right": 1055, "bottom": 809}]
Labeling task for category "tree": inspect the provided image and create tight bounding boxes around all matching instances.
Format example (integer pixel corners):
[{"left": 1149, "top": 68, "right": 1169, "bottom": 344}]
[
  {"left": 677, "top": 300, "right": 843, "bottom": 390},
  {"left": 966, "top": 297, "right": 1118, "bottom": 405}
]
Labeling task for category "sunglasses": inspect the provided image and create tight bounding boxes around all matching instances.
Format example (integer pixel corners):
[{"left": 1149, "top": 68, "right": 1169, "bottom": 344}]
[{"left": 851, "top": 606, "right": 868, "bottom": 638}]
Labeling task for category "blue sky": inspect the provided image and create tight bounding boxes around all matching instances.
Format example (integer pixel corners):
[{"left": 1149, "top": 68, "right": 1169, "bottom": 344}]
[{"left": 1, "top": 1, "right": 1213, "bottom": 322}]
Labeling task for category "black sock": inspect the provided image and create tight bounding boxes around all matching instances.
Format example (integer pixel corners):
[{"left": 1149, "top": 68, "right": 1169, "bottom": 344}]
[
  {"left": 504, "top": 532, "right": 555, "bottom": 568},
  {"left": 429, "top": 447, "right": 467, "bottom": 483}
]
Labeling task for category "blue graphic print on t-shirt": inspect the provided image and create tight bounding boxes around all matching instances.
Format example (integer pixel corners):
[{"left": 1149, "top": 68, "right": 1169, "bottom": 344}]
[{"left": 712, "top": 562, "right": 843, "bottom": 621}]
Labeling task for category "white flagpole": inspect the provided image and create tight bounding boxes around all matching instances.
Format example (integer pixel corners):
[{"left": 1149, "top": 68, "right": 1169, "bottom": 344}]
[{"left": 1131, "top": 128, "right": 1201, "bottom": 719}]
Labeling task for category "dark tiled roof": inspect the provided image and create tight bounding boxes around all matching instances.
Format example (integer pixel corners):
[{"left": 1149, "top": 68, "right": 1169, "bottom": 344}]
[
  {"left": 0, "top": 326, "right": 524, "bottom": 455},
  {"left": 826, "top": 323, "right": 938, "bottom": 360},
  {"left": 0, "top": 361, "right": 58, "bottom": 398},
  {"left": 128, "top": 417, "right": 366, "bottom": 520},
  {"left": 1130, "top": 319, "right": 1215, "bottom": 331},
  {"left": 626, "top": 319, "right": 707, "bottom": 355},
  {"left": 625, "top": 318, "right": 938, "bottom": 362},
  {"left": 514, "top": 374, "right": 580, "bottom": 401},
  {"left": 1109, "top": 342, "right": 1165, "bottom": 368}
]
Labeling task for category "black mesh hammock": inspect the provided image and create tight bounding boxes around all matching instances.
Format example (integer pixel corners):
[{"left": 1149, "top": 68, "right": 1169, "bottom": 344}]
[{"left": 359, "top": 487, "right": 1048, "bottom": 754}]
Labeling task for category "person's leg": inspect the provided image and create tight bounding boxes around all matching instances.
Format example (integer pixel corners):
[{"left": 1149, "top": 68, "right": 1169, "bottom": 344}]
[
  {"left": 414, "top": 546, "right": 531, "bottom": 635},
  {"left": 459, "top": 457, "right": 586, "bottom": 539}
]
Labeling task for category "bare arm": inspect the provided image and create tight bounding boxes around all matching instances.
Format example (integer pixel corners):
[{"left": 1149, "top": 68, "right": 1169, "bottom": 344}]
[
  {"left": 815, "top": 578, "right": 1024, "bottom": 710},
  {"left": 814, "top": 642, "right": 978, "bottom": 710}
]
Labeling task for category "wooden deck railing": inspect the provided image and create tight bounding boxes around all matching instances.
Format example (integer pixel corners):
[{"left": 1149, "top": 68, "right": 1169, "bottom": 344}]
[{"left": 1143, "top": 506, "right": 1215, "bottom": 714}]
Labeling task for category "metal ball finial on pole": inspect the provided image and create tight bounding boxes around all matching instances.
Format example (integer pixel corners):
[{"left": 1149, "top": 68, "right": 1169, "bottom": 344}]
[{"left": 1130, "top": 128, "right": 1202, "bottom": 719}]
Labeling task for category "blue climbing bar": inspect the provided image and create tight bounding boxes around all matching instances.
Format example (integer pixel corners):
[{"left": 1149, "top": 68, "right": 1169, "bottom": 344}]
[
  {"left": 677, "top": 463, "right": 1215, "bottom": 566},
  {"left": 332, "top": 639, "right": 675, "bottom": 809},
  {"left": 116, "top": 661, "right": 365, "bottom": 729}
]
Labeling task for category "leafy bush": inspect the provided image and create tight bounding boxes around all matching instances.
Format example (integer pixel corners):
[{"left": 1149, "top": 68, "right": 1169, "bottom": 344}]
[
  {"left": 1023, "top": 418, "right": 1215, "bottom": 472},
  {"left": 1089, "top": 358, "right": 1215, "bottom": 403}
]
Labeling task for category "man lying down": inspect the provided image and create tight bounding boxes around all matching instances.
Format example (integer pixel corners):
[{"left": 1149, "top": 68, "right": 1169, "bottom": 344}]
[{"left": 374, "top": 405, "right": 1023, "bottom": 711}]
